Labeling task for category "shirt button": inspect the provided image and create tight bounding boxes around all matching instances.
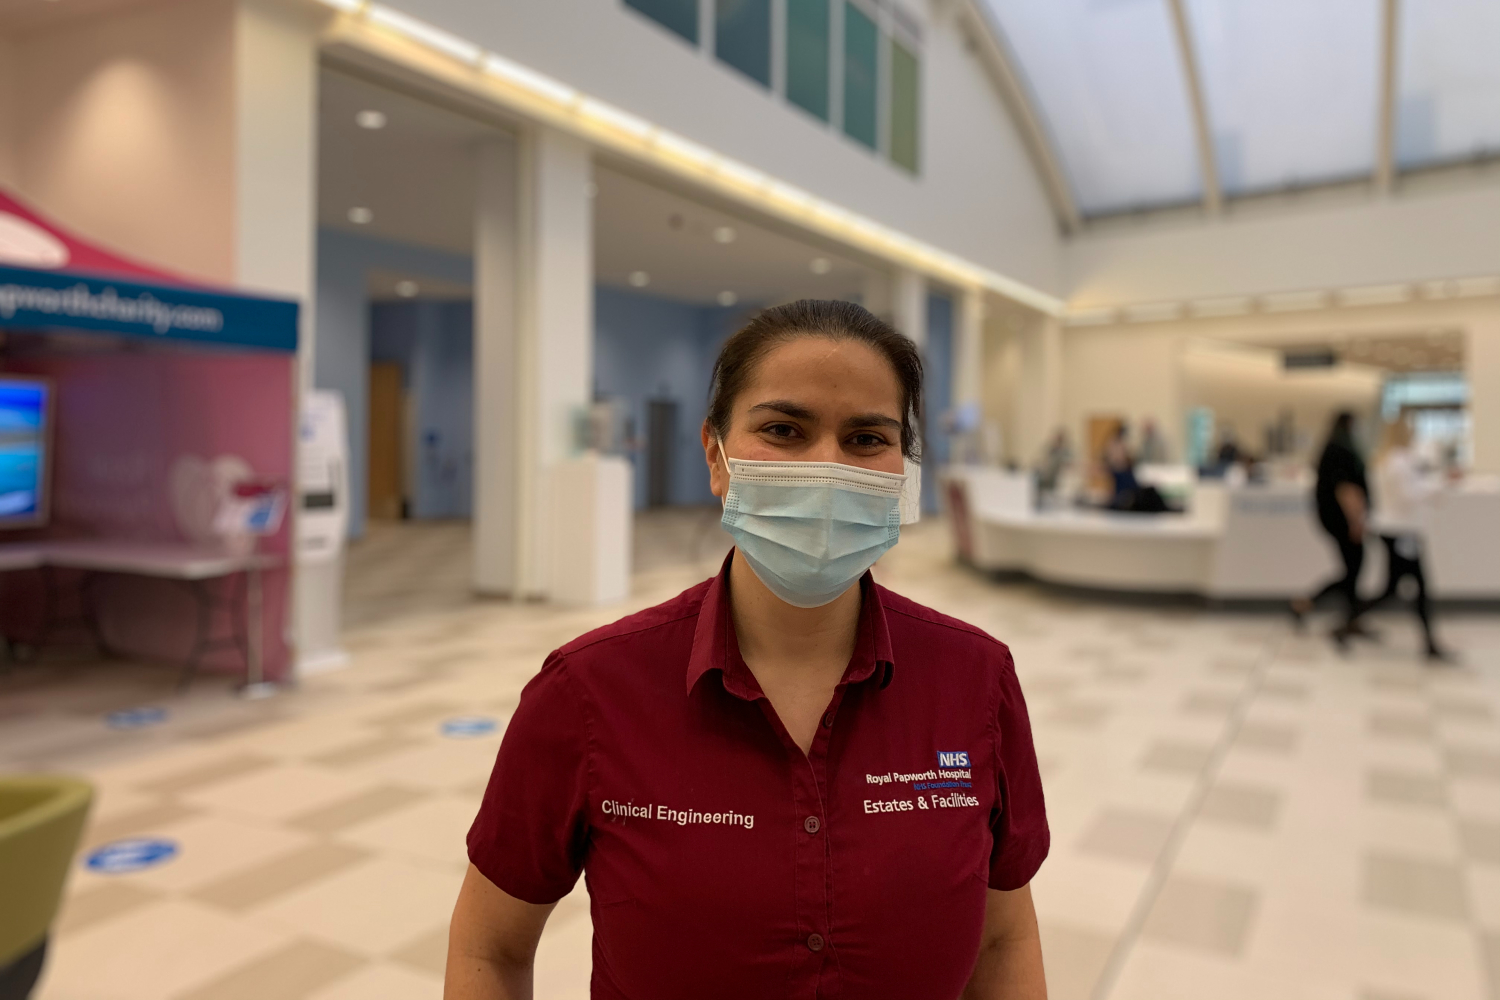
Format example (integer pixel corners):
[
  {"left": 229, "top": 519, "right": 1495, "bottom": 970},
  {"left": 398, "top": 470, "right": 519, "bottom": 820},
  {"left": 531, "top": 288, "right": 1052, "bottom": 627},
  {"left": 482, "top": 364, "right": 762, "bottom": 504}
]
[
  {"left": 804, "top": 815, "right": 821, "bottom": 834},
  {"left": 806, "top": 933, "right": 825, "bottom": 952},
  {"left": 822, "top": 712, "right": 835, "bottom": 728}
]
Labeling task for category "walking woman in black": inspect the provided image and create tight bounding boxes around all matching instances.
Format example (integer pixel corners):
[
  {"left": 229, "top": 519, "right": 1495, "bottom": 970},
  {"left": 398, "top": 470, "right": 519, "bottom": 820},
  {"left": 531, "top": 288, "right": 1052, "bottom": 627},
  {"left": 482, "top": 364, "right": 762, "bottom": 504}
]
[{"left": 1291, "top": 411, "right": 1371, "bottom": 648}]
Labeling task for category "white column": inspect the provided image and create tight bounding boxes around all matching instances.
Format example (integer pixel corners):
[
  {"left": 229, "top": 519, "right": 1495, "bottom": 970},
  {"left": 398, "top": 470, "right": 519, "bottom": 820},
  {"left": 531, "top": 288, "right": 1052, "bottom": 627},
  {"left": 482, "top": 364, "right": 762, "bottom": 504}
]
[
  {"left": 860, "top": 271, "right": 892, "bottom": 323},
  {"left": 893, "top": 269, "right": 927, "bottom": 350},
  {"left": 473, "top": 137, "right": 521, "bottom": 595},
  {"left": 953, "top": 287, "right": 985, "bottom": 410},
  {"left": 1469, "top": 317, "right": 1500, "bottom": 474},
  {"left": 518, "top": 126, "right": 595, "bottom": 598}
]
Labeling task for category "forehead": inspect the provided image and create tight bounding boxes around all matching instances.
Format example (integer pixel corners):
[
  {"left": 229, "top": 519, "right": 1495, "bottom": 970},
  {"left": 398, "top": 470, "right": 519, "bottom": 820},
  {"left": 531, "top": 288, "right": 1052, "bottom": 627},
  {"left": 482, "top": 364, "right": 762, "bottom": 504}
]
[{"left": 739, "top": 336, "right": 903, "bottom": 413}]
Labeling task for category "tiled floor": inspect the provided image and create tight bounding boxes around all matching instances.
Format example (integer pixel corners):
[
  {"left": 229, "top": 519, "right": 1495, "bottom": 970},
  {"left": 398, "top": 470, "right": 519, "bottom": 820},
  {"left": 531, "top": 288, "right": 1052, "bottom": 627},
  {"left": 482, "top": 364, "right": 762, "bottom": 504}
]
[{"left": 4, "top": 511, "right": 1499, "bottom": 1000}]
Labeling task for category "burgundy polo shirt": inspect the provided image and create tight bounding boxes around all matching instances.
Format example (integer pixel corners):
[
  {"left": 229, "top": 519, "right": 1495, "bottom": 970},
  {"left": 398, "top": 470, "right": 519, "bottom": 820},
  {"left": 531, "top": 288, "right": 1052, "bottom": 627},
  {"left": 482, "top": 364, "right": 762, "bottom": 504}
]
[{"left": 468, "top": 555, "right": 1049, "bottom": 1000}]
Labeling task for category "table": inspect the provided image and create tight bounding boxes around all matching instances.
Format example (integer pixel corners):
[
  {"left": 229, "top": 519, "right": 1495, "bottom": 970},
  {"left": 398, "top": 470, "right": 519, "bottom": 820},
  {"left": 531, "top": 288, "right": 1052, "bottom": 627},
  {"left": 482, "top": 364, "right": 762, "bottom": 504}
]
[{"left": 0, "top": 540, "right": 280, "bottom": 689}]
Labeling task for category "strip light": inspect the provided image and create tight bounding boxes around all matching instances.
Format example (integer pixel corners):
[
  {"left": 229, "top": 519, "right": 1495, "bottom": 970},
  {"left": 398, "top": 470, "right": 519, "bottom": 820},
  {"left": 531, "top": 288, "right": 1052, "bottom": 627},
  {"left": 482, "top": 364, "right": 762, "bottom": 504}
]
[{"left": 313, "top": 0, "right": 1065, "bottom": 315}]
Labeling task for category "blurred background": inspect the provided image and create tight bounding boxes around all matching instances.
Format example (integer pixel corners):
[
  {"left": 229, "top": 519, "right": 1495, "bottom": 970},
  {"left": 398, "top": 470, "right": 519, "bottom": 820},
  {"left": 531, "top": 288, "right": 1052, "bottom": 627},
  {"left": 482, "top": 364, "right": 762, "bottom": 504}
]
[{"left": 0, "top": 0, "right": 1496, "bottom": 998}]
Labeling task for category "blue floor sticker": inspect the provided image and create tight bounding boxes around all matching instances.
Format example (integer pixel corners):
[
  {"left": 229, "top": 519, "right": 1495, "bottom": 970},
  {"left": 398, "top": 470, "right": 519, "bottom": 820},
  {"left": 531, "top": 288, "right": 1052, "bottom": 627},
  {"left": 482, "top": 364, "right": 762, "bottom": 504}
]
[
  {"left": 441, "top": 716, "right": 498, "bottom": 739},
  {"left": 86, "top": 838, "right": 179, "bottom": 874},
  {"left": 106, "top": 707, "right": 167, "bottom": 730}
]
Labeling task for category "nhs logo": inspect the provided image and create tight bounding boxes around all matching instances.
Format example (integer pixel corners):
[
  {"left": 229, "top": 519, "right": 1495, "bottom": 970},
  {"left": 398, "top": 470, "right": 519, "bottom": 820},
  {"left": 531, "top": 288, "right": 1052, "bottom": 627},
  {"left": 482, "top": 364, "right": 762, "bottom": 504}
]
[{"left": 937, "top": 751, "right": 970, "bottom": 768}]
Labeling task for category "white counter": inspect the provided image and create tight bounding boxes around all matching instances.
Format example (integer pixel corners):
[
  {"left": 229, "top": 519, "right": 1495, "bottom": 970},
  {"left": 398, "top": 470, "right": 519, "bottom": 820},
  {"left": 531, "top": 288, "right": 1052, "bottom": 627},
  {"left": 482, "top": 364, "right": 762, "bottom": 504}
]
[{"left": 943, "top": 467, "right": 1500, "bottom": 600}]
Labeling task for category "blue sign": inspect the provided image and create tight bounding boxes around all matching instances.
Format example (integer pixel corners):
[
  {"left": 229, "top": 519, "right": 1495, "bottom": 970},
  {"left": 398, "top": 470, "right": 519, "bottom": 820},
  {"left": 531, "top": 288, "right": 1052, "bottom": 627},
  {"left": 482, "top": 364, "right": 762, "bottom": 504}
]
[
  {"left": 0, "top": 265, "right": 298, "bottom": 352},
  {"left": 86, "top": 838, "right": 179, "bottom": 874},
  {"left": 936, "top": 751, "right": 970, "bottom": 768},
  {"left": 441, "top": 716, "right": 498, "bottom": 739},
  {"left": 106, "top": 706, "right": 167, "bottom": 730}
]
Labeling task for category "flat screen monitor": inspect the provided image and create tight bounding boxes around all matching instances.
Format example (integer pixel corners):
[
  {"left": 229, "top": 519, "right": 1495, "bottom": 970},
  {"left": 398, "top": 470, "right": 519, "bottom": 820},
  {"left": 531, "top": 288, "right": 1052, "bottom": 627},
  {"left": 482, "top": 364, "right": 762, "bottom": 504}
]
[{"left": 0, "top": 375, "right": 52, "bottom": 529}]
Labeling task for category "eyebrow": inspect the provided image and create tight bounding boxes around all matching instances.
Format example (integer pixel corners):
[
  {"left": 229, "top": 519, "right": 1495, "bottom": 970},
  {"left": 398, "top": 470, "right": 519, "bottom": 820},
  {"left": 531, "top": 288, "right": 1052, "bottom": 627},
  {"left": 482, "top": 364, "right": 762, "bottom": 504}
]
[{"left": 747, "top": 400, "right": 902, "bottom": 432}]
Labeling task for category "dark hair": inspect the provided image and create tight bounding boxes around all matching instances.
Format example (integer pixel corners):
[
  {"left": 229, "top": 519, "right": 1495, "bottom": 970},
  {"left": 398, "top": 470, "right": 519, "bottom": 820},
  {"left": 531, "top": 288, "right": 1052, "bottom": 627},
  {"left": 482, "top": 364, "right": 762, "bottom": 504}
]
[
  {"left": 1329, "top": 410, "right": 1356, "bottom": 447},
  {"left": 706, "top": 299, "right": 924, "bottom": 458}
]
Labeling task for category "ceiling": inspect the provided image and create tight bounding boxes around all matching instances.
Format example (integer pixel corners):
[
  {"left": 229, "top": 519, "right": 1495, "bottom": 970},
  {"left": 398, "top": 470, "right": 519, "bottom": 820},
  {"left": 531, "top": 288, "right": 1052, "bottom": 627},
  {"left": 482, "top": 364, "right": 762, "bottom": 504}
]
[
  {"left": 319, "top": 68, "right": 873, "bottom": 307},
  {"left": 981, "top": 0, "right": 1500, "bottom": 218},
  {"left": 1268, "top": 329, "right": 1466, "bottom": 374}
]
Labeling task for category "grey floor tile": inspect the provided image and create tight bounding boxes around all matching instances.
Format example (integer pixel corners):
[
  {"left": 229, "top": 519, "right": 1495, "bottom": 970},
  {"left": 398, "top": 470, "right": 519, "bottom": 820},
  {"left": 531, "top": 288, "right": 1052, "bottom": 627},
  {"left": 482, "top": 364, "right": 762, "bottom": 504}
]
[
  {"left": 1369, "top": 711, "right": 1435, "bottom": 742},
  {"left": 174, "top": 938, "right": 365, "bottom": 1000},
  {"left": 1366, "top": 768, "right": 1449, "bottom": 809},
  {"left": 1076, "top": 807, "right": 1174, "bottom": 865},
  {"left": 1432, "top": 697, "right": 1495, "bottom": 725},
  {"left": 1362, "top": 852, "right": 1469, "bottom": 921},
  {"left": 1481, "top": 933, "right": 1500, "bottom": 1000},
  {"left": 310, "top": 734, "right": 425, "bottom": 768},
  {"left": 54, "top": 882, "right": 161, "bottom": 935},
  {"left": 1234, "top": 721, "right": 1300, "bottom": 755},
  {"left": 1141, "top": 740, "right": 1214, "bottom": 775},
  {"left": 1458, "top": 818, "right": 1500, "bottom": 866},
  {"left": 1260, "top": 677, "right": 1310, "bottom": 701},
  {"left": 1199, "top": 782, "right": 1282, "bottom": 830},
  {"left": 286, "top": 785, "right": 431, "bottom": 834},
  {"left": 1445, "top": 746, "right": 1500, "bottom": 782},
  {"left": 192, "top": 842, "right": 371, "bottom": 912},
  {"left": 1141, "top": 874, "right": 1259, "bottom": 956},
  {"left": 134, "top": 753, "right": 275, "bottom": 796},
  {"left": 83, "top": 799, "right": 201, "bottom": 849}
]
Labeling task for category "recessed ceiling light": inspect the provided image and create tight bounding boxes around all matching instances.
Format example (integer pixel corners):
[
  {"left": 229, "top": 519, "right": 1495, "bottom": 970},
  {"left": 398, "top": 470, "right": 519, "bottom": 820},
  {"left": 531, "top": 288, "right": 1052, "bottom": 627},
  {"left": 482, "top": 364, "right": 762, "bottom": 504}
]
[
  {"left": 355, "top": 110, "right": 387, "bottom": 130},
  {"left": 628, "top": 271, "right": 650, "bottom": 288},
  {"left": 395, "top": 280, "right": 419, "bottom": 298},
  {"left": 810, "top": 257, "right": 832, "bottom": 275},
  {"left": 717, "top": 290, "right": 738, "bottom": 307},
  {"left": 348, "top": 206, "right": 374, "bottom": 224},
  {"left": 713, "top": 226, "right": 737, "bottom": 244}
]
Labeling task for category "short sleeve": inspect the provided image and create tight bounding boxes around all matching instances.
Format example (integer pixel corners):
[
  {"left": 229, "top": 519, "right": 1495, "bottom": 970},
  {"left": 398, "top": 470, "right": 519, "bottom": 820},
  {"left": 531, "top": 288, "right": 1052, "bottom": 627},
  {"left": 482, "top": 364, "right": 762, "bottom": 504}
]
[
  {"left": 987, "top": 648, "right": 1050, "bottom": 890},
  {"left": 466, "top": 651, "right": 591, "bottom": 904}
]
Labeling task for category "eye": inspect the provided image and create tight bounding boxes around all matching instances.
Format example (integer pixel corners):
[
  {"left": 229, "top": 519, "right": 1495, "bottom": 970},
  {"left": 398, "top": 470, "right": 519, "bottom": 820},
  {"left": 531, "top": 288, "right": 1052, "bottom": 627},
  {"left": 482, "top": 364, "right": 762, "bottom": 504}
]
[
  {"left": 762, "top": 422, "right": 801, "bottom": 439},
  {"left": 849, "top": 431, "right": 891, "bottom": 449}
]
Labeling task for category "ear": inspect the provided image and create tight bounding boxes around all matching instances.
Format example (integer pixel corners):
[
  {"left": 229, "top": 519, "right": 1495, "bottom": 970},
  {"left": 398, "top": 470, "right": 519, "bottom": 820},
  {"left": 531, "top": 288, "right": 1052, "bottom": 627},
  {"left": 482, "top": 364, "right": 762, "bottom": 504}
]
[{"left": 702, "top": 422, "right": 728, "bottom": 500}]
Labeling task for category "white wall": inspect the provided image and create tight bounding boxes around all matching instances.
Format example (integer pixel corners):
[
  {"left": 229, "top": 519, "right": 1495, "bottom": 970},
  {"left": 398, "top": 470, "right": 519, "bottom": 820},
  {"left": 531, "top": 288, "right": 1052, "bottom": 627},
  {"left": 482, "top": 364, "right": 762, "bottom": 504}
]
[
  {"left": 1065, "top": 180, "right": 1500, "bottom": 307},
  {"left": 4, "top": 0, "right": 239, "bottom": 282},
  {"left": 379, "top": 0, "right": 1063, "bottom": 294}
]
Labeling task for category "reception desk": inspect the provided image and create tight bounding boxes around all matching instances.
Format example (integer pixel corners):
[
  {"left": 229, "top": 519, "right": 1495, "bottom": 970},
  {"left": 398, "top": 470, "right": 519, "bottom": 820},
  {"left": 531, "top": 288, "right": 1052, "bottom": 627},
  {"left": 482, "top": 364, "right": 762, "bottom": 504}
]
[{"left": 943, "top": 467, "right": 1500, "bottom": 600}]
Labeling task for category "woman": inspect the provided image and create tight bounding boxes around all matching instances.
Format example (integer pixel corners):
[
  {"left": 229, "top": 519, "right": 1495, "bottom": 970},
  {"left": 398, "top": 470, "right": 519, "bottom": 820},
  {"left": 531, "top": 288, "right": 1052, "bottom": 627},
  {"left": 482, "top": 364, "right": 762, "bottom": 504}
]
[
  {"left": 447, "top": 300, "right": 1049, "bottom": 999},
  {"left": 1291, "top": 411, "right": 1371, "bottom": 647},
  {"left": 1368, "top": 417, "right": 1454, "bottom": 662}
]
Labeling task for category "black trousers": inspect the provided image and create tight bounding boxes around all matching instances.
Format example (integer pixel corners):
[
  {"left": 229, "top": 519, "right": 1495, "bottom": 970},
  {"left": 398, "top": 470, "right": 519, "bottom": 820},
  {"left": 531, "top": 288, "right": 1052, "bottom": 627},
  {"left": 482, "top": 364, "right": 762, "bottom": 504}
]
[
  {"left": 1364, "top": 535, "right": 1438, "bottom": 652},
  {"left": 1309, "top": 532, "right": 1365, "bottom": 626}
]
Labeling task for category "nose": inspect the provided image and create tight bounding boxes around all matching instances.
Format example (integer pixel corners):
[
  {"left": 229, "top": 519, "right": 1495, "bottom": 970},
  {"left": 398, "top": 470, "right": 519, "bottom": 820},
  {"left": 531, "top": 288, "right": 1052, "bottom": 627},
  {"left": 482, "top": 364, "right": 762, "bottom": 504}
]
[{"left": 805, "top": 434, "right": 845, "bottom": 464}]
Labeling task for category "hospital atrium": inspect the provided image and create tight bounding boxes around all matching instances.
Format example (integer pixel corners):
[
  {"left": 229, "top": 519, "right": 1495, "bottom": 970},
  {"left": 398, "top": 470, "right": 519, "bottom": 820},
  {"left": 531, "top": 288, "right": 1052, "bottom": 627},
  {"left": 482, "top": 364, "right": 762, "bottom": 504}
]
[{"left": 0, "top": 0, "right": 1497, "bottom": 998}]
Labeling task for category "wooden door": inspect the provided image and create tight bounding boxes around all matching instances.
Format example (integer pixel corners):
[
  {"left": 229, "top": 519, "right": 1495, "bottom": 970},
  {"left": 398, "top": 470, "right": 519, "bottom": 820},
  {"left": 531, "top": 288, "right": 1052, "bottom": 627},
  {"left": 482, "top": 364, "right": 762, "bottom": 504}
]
[{"left": 368, "top": 362, "right": 405, "bottom": 520}]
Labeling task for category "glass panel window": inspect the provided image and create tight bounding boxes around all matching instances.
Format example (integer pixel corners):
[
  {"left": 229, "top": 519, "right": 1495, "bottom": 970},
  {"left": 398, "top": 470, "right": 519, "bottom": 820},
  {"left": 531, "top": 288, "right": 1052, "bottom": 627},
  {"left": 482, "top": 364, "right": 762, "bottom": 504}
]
[
  {"left": 716, "top": 0, "right": 772, "bottom": 88},
  {"left": 786, "top": 0, "right": 832, "bottom": 121},
  {"left": 842, "top": 2, "right": 878, "bottom": 150},
  {"left": 1396, "top": 0, "right": 1500, "bottom": 168},
  {"left": 889, "top": 38, "right": 919, "bottom": 173},
  {"left": 1185, "top": 0, "right": 1380, "bottom": 195},
  {"left": 624, "top": 0, "right": 698, "bottom": 45},
  {"left": 981, "top": 0, "right": 1200, "bottom": 215}
]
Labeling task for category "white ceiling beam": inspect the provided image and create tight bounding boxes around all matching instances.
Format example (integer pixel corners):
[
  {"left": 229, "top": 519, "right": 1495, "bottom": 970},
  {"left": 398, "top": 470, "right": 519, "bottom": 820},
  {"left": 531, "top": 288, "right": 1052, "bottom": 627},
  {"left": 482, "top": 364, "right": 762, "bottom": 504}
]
[
  {"left": 1165, "top": 0, "right": 1222, "bottom": 216},
  {"left": 953, "top": 0, "right": 1082, "bottom": 234},
  {"left": 1375, "top": 0, "right": 1400, "bottom": 195}
]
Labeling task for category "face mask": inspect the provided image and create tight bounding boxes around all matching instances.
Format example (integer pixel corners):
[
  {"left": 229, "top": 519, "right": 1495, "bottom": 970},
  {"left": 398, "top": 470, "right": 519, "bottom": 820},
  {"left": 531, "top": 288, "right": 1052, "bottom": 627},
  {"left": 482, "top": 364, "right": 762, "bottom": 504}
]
[{"left": 718, "top": 445, "right": 920, "bottom": 608}]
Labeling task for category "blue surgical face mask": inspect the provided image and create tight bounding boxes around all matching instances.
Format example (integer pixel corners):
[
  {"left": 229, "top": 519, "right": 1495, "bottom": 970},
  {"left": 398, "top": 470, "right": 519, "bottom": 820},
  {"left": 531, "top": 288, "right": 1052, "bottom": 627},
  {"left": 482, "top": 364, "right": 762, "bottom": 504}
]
[{"left": 718, "top": 446, "right": 920, "bottom": 608}]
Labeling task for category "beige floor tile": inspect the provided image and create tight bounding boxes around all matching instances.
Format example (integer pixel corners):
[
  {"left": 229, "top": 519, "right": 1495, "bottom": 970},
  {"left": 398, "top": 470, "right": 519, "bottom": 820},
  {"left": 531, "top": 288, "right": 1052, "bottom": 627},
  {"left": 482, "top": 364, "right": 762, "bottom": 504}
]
[
  {"left": 174, "top": 939, "right": 365, "bottom": 1000},
  {"left": 286, "top": 785, "right": 431, "bottom": 834},
  {"left": 74, "top": 813, "right": 314, "bottom": 895},
  {"left": 303, "top": 961, "right": 443, "bottom": 1000},
  {"left": 1368, "top": 710, "right": 1436, "bottom": 742},
  {"left": 531, "top": 910, "right": 594, "bottom": 1000},
  {"left": 309, "top": 734, "right": 426, "bottom": 768},
  {"left": 1038, "top": 920, "right": 1115, "bottom": 1000},
  {"left": 346, "top": 738, "right": 501, "bottom": 792},
  {"left": 1198, "top": 782, "right": 1282, "bottom": 830},
  {"left": 53, "top": 881, "right": 162, "bottom": 935},
  {"left": 1362, "top": 852, "right": 1469, "bottom": 921},
  {"left": 1469, "top": 867, "right": 1500, "bottom": 930},
  {"left": 81, "top": 798, "right": 201, "bottom": 849},
  {"left": 1451, "top": 779, "right": 1500, "bottom": 821},
  {"left": 388, "top": 925, "right": 448, "bottom": 977},
  {"left": 1445, "top": 745, "right": 1500, "bottom": 782},
  {"left": 1459, "top": 818, "right": 1500, "bottom": 867},
  {"left": 1233, "top": 721, "right": 1301, "bottom": 755},
  {"left": 249, "top": 856, "right": 463, "bottom": 956},
  {"left": 1141, "top": 874, "right": 1259, "bottom": 957},
  {"left": 1031, "top": 854, "right": 1151, "bottom": 932},
  {"left": 183, "top": 763, "right": 383, "bottom": 823},
  {"left": 1356, "top": 911, "right": 1490, "bottom": 1000},
  {"left": 336, "top": 794, "right": 476, "bottom": 867},
  {"left": 192, "top": 841, "right": 371, "bottom": 912},
  {"left": 35, "top": 899, "right": 290, "bottom": 1000}
]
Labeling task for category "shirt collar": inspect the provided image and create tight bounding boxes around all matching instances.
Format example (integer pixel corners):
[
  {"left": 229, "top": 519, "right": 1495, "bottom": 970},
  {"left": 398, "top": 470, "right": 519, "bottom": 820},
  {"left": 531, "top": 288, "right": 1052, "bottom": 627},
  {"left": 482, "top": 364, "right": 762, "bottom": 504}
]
[{"left": 686, "top": 551, "right": 896, "bottom": 699}]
